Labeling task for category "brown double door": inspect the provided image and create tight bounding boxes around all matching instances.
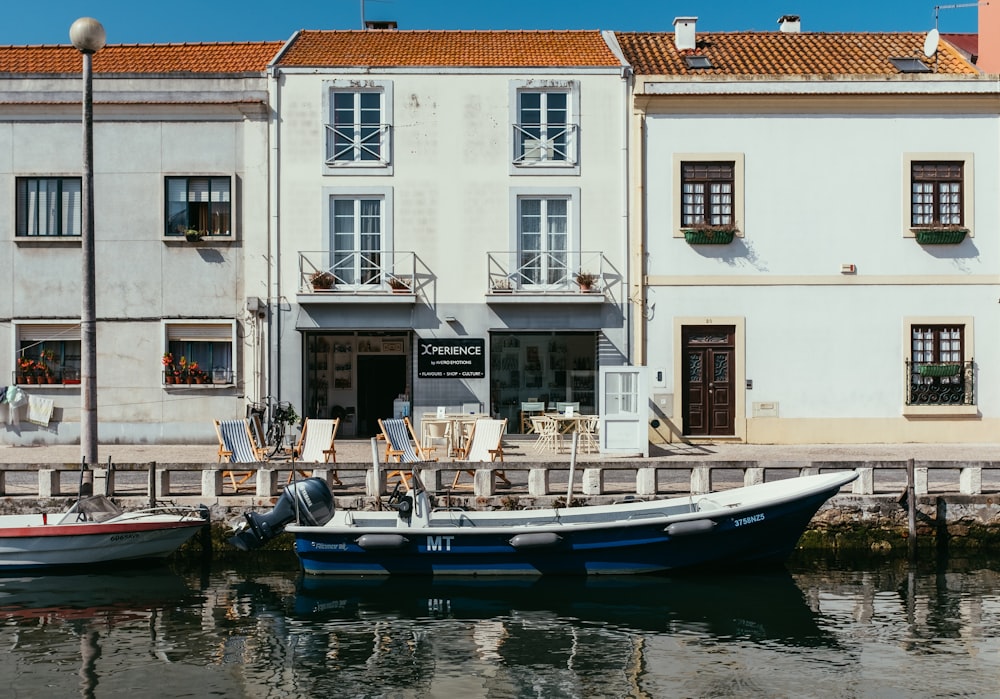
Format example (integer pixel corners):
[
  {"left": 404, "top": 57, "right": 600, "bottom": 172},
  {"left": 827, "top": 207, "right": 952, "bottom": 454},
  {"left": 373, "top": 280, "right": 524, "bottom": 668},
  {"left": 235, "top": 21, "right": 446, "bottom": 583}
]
[{"left": 682, "top": 325, "right": 735, "bottom": 436}]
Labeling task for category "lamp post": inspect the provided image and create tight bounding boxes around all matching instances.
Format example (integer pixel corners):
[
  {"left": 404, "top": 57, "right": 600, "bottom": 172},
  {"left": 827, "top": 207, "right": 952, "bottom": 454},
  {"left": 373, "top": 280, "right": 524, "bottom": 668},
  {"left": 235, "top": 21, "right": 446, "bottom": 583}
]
[{"left": 70, "top": 17, "right": 105, "bottom": 473}]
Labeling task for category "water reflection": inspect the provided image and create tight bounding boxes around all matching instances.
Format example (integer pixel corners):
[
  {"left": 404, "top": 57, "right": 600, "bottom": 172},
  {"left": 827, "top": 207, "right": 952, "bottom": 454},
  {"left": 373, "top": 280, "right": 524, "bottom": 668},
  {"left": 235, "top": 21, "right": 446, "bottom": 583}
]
[{"left": 1, "top": 556, "right": 999, "bottom": 698}]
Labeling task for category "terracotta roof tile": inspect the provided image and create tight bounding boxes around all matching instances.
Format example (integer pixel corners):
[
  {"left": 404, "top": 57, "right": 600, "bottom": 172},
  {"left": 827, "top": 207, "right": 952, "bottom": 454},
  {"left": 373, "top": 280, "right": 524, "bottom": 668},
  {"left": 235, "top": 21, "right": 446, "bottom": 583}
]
[
  {"left": 0, "top": 42, "right": 284, "bottom": 74},
  {"left": 616, "top": 32, "right": 980, "bottom": 76},
  {"left": 277, "top": 30, "right": 621, "bottom": 68}
]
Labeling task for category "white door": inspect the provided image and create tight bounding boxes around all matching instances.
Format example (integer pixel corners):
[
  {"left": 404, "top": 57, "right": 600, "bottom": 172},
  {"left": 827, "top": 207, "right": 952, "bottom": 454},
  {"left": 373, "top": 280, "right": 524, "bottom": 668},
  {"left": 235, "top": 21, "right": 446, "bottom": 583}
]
[{"left": 599, "top": 365, "right": 648, "bottom": 456}]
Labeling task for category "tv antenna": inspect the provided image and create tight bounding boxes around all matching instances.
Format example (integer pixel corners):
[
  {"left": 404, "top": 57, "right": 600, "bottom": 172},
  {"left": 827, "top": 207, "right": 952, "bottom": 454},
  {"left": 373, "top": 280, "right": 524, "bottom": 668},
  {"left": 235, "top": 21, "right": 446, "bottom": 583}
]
[{"left": 934, "top": 2, "right": 988, "bottom": 30}]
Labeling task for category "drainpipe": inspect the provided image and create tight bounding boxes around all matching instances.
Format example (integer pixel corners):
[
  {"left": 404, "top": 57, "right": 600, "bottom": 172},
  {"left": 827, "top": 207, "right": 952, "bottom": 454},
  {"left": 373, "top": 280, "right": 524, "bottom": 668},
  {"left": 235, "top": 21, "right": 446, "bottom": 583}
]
[{"left": 266, "top": 64, "right": 282, "bottom": 406}]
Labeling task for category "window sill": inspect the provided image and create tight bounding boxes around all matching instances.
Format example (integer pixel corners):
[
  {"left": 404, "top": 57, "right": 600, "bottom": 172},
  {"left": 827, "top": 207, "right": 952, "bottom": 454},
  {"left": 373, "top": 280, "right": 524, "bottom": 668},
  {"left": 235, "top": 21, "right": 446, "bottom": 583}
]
[
  {"left": 14, "top": 236, "right": 81, "bottom": 246},
  {"left": 902, "top": 404, "right": 979, "bottom": 418},
  {"left": 162, "top": 236, "right": 235, "bottom": 245}
]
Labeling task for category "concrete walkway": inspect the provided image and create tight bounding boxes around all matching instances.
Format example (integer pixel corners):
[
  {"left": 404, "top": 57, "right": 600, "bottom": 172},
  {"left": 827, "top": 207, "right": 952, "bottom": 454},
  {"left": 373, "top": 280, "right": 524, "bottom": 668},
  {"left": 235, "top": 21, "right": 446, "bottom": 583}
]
[{"left": 0, "top": 437, "right": 996, "bottom": 465}]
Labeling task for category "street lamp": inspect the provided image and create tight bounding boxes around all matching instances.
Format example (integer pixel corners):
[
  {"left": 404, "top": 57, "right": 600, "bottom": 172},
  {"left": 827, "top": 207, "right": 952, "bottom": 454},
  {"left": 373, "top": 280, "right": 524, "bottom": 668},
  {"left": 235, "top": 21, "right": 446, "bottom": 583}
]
[{"left": 70, "top": 17, "right": 105, "bottom": 472}]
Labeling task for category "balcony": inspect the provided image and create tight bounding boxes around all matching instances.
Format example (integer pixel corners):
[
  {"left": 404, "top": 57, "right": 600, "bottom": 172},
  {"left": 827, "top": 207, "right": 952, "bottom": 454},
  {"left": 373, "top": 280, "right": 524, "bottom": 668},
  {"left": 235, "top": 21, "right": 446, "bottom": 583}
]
[
  {"left": 324, "top": 123, "right": 391, "bottom": 167},
  {"left": 905, "top": 360, "right": 975, "bottom": 406},
  {"left": 512, "top": 123, "right": 578, "bottom": 166},
  {"left": 486, "top": 251, "right": 610, "bottom": 304},
  {"left": 298, "top": 251, "right": 417, "bottom": 304}
]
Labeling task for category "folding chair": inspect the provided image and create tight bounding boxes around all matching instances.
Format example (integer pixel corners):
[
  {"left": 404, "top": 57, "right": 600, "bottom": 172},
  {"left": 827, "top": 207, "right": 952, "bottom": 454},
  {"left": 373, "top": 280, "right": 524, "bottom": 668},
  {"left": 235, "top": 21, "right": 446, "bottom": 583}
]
[
  {"left": 378, "top": 417, "right": 438, "bottom": 485},
  {"left": 291, "top": 418, "right": 341, "bottom": 485},
  {"left": 531, "top": 415, "right": 562, "bottom": 454},
  {"left": 452, "top": 418, "right": 511, "bottom": 489},
  {"left": 214, "top": 419, "right": 268, "bottom": 491}
]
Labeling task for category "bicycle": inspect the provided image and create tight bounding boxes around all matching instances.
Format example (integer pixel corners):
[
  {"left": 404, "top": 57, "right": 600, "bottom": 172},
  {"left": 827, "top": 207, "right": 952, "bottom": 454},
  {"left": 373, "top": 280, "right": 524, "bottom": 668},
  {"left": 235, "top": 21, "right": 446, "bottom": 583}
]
[{"left": 247, "top": 397, "right": 299, "bottom": 457}]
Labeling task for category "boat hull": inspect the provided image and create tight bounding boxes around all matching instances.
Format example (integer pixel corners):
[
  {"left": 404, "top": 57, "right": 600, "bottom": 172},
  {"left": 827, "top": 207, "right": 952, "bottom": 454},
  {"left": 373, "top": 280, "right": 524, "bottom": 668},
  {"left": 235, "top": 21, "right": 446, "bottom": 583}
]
[
  {"left": 290, "top": 472, "right": 855, "bottom": 576},
  {"left": 0, "top": 517, "right": 206, "bottom": 571}
]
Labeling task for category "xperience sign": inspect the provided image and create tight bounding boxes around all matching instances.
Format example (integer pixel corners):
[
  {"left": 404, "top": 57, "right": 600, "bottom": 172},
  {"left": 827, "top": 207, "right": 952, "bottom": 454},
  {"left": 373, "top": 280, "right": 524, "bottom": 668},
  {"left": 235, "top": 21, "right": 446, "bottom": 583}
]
[{"left": 417, "top": 338, "right": 485, "bottom": 378}]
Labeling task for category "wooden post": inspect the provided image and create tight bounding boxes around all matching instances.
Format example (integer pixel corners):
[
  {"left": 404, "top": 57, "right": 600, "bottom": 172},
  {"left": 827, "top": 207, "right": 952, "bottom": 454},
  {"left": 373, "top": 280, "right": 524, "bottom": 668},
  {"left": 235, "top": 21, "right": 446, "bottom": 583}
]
[{"left": 907, "top": 458, "right": 917, "bottom": 560}]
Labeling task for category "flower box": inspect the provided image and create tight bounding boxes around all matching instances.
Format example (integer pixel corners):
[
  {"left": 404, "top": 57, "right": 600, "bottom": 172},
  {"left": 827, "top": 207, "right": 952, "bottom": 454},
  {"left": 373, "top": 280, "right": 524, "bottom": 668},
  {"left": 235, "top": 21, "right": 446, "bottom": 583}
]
[
  {"left": 918, "top": 364, "right": 961, "bottom": 377},
  {"left": 914, "top": 228, "right": 968, "bottom": 245},
  {"left": 683, "top": 228, "right": 737, "bottom": 245}
]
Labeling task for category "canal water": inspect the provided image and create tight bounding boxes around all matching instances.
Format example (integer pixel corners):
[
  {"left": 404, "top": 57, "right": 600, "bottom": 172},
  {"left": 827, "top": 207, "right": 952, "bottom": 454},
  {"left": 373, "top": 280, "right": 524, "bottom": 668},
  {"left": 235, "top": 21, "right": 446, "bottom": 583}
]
[{"left": 2, "top": 551, "right": 999, "bottom": 698}]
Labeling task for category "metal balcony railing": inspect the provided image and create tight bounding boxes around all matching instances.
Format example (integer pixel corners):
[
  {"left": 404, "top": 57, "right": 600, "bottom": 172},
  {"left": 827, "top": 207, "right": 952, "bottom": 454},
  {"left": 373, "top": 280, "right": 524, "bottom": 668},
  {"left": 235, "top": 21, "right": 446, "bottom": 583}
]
[
  {"left": 299, "top": 251, "right": 417, "bottom": 295},
  {"left": 512, "top": 123, "right": 578, "bottom": 165},
  {"left": 487, "top": 251, "right": 609, "bottom": 295},
  {"left": 324, "top": 123, "right": 391, "bottom": 166},
  {"left": 905, "top": 359, "right": 975, "bottom": 406}
]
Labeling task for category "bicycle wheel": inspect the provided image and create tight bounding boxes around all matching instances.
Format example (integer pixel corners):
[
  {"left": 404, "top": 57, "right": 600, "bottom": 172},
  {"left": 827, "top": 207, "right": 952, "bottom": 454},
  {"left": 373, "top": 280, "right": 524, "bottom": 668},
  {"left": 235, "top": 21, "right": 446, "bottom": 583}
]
[{"left": 268, "top": 421, "right": 285, "bottom": 457}]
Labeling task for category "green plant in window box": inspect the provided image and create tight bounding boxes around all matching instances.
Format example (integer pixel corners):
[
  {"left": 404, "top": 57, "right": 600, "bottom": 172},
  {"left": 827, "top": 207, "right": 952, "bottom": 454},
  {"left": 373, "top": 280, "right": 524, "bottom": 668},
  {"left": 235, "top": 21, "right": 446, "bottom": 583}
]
[
  {"left": 918, "top": 363, "right": 961, "bottom": 377},
  {"left": 185, "top": 229, "right": 203, "bottom": 242},
  {"left": 913, "top": 226, "right": 968, "bottom": 245},
  {"left": 682, "top": 225, "right": 739, "bottom": 245}
]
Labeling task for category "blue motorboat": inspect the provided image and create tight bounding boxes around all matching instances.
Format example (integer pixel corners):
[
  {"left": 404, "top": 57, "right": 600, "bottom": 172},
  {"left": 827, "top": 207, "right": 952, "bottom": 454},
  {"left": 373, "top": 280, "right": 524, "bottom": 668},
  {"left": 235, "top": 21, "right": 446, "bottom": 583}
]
[{"left": 230, "top": 469, "right": 857, "bottom": 576}]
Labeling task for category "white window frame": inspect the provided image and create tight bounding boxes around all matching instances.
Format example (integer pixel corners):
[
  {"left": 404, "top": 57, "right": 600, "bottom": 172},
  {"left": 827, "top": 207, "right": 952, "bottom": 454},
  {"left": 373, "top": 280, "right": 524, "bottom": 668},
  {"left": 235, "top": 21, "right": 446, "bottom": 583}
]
[
  {"left": 509, "top": 80, "right": 580, "bottom": 176},
  {"left": 509, "top": 187, "right": 581, "bottom": 288},
  {"left": 672, "top": 153, "right": 745, "bottom": 238},
  {"left": 13, "top": 321, "right": 81, "bottom": 386},
  {"left": 322, "top": 186, "right": 395, "bottom": 289},
  {"left": 162, "top": 320, "right": 237, "bottom": 387},
  {"left": 15, "top": 176, "right": 82, "bottom": 238},
  {"left": 902, "top": 315, "right": 976, "bottom": 416},
  {"left": 163, "top": 175, "right": 234, "bottom": 239},
  {"left": 322, "top": 79, "right": 393, "bottom": 175},
  {"left": 902, "top": 153, "right": 974, "bottom": 238}
]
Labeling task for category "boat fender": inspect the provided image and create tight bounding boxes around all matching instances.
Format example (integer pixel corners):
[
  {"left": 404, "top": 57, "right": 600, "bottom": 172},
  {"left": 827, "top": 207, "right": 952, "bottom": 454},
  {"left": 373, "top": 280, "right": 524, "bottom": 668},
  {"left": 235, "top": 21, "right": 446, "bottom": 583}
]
[
  {"left": 665, "top": 520, "right": 717, "bottom": 537},
  {"left": 356, "top": 534, "right": 410, "bottom": 550},
  {"left": 509, "top": 532, "right": 563, "bottom": 549}
]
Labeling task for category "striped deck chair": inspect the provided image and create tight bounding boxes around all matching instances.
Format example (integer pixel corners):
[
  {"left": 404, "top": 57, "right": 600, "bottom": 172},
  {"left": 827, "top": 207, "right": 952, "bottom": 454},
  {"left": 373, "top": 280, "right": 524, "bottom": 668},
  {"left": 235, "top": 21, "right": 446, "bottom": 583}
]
[
  {"left": 451, "top": 418, "right": 510, "bottom": 489},
  {"left": 378, "top": 417, "right": 437, "bottom": 485},
  {"left": 291, "top": 418, "right": 341, "bottom": 485},
  {"left": 214, "top": 419, "right": 267, "bottom": 491}
]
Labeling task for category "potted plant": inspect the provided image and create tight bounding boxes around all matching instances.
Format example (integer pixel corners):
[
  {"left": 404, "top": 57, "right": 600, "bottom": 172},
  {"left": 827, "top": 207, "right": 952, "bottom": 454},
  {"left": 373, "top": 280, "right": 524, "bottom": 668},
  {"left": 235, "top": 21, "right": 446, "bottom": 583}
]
[
  {"left": 185, "top": 229, "right": 203, "bottom": 242},
  {"left": 17, "top": 357, "right": 36, "bottom": 384},
  {"left": 38, "top": 349, "right": 56, "bottom": 383},
  {"left": 388, "top": 276, "right": 412, "bottom": 293},
  {"left": 574, "top": 271, "right": 598, "bottom": 291},
  {"left": 682, "top": 223, "right": 739, "bottom": 245},
  {"left": 162, "top": 352, "right": 176, "bottom": 384},
  {"left": 912, "top": 225, "right": 969, "bottom": 245},
  {"left": 310, "top": 270, "right": 336, "bottom": 291},
  {"left": 491, "top": 278, "right": 514, "bottom": 293}
]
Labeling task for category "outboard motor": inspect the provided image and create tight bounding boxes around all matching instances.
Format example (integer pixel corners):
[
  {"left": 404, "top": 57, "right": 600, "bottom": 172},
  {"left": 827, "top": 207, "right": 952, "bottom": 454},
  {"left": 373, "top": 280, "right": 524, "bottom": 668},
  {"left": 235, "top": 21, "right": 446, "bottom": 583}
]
[{"left": 229, "top": 477, "right": 335, "bottom": 551}]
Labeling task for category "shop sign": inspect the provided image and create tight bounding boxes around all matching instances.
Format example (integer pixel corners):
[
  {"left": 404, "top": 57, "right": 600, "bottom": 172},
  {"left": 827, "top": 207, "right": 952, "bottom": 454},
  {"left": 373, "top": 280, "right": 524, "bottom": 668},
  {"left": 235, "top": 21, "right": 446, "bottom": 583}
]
[{"left": 417, "top": 338, "right": 485, "bottom": 378}]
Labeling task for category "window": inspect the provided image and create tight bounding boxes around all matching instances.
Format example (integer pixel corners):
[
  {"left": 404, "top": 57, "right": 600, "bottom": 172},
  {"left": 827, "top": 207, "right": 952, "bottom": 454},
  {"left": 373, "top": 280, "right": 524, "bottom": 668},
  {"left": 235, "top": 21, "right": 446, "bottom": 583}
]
[
  {"left": 330, "top": 197, "right": 383, "bottom": 286},
  {"left": 164, "top": 323, "right": 235, "bottom": 385},
  {"left": 510, "top": 81, "right": 579, "bottom": 173},
  {"left": 16, "top": 177, "right": 81, "bottom": 237},
  {"left": 908, "top": 325, "right": 971, "bottom": 406},
  {"left": 911, "top": 161, "right": 963, "bottom": 227},
  {"left": 681, "top": 162, "right": 734, "bottom": 227},
  {"left": 326, "top": 89, "right": 388, "bottom": 165},
  {"left": 15, "top": 323, "right": 81, "bottom": 385},
  {"left": 165, "top": 177, "right": 231, "bottom": 237},
  {"left": 519, "top": 196, "right": 569, "bottom": 285}
]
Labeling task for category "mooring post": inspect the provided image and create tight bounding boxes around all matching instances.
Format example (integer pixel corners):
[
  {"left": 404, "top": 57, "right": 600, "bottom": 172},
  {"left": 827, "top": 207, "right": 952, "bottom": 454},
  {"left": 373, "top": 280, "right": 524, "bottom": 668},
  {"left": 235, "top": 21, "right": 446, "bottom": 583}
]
[
  {"left": 907, "top": 457, "right": 917, "bottom": 559},
  {"left": 149, "top": 461, "right": 157, "bottom": 508}
]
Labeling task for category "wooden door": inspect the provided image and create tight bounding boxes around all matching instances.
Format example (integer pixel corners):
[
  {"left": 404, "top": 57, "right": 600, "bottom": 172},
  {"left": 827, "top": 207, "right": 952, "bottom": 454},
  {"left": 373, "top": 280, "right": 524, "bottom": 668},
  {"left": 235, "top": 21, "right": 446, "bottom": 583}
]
[{"left": 682, "top": 326, "right": 735, "bottom": 436}]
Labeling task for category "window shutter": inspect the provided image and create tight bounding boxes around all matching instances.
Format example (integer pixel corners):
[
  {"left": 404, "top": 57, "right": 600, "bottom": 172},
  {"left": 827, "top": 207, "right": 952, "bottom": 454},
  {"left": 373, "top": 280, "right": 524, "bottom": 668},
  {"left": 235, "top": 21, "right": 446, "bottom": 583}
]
[
  {"left": 166, "top": 324, "right": 231, "bottom": 342},
  {"left": 188, "top": 179, "right": 210, "bottom": 202},
  {"left": 19, "top": 323, "right": 81, "bottom": 341}
]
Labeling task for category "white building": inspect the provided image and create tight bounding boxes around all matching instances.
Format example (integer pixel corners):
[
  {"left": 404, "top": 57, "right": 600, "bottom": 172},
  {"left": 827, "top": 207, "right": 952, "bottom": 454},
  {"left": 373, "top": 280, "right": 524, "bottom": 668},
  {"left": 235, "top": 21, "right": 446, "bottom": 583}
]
[
  {"left": 268, "top": 30, "right": 631, "bottom": 439},
  {"left": 619, "top": 17, "right": 1000, "bottom": 444},
  {"left": 0, "top": 41, "right": 280, "bottom": 444}
]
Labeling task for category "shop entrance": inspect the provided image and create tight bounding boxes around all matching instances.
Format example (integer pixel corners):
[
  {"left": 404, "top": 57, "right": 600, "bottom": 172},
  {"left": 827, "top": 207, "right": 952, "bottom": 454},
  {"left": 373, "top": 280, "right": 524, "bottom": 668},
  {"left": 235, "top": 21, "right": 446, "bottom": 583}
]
[{"left": 357, "top": 354, "right": 406, "bottom": 437}]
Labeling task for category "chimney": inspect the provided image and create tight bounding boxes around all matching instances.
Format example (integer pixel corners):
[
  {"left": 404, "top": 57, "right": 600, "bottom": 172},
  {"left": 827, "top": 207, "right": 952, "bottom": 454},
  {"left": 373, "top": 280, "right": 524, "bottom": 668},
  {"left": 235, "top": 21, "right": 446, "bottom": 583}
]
[
  {"left": 673, "top": 17, "right": 697, "bottom": 51},
  {"left": 979, "top": 2, "right": 999, "bottom": 72},
  {"left": 778, "top": 15, "right": 801, "bottom": 33}
]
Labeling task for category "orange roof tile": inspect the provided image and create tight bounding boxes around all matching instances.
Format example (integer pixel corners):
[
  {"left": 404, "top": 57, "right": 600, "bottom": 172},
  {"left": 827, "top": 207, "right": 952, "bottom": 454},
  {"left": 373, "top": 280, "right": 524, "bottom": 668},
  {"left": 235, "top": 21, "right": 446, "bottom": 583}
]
[
  {"left": 0, "top": 42, "right": 284, "bottom": 74},
  {"left": 277, "top": 30, "right": 621, "bottom": 68},
  {"left": 615, "top": 32, "right": 980, "bottom": 76}
]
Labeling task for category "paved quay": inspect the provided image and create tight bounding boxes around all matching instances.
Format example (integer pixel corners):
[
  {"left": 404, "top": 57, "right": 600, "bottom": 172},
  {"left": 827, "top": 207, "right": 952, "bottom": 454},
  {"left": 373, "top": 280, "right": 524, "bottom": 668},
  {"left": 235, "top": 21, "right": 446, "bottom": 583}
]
[{"left": 0, "top": 438, "right": 996, "bottom": 465}]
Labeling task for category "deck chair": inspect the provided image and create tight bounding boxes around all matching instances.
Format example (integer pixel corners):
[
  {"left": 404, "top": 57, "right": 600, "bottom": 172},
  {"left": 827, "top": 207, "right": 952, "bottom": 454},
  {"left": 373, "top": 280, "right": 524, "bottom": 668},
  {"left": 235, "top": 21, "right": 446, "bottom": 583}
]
[
  {"left": 451, "top": 418, "right": 510, "bottom": 489},
  {"left": 214, "top": 419, "right": 268, "bottom": 491},
  {"left": 378, "top": 417, "right": 438, "bottom": 484},
  {"left": 290, "top": 418, "right": 341, "bottom": 485}
]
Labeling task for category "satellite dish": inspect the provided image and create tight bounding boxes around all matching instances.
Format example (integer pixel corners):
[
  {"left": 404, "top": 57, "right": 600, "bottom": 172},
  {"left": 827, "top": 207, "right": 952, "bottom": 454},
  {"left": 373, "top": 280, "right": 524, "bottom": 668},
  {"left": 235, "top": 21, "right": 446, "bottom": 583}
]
[{"left": 924, "top": 28, "right": 940, "bottom": 58}]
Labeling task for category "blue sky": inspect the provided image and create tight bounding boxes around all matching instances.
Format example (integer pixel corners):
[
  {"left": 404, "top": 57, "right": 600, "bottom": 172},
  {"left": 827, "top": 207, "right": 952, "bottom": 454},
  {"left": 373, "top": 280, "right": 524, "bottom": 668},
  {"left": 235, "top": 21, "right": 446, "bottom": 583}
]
[{"left": 1, "top": 1, "right": 979, "bottom": 46}]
